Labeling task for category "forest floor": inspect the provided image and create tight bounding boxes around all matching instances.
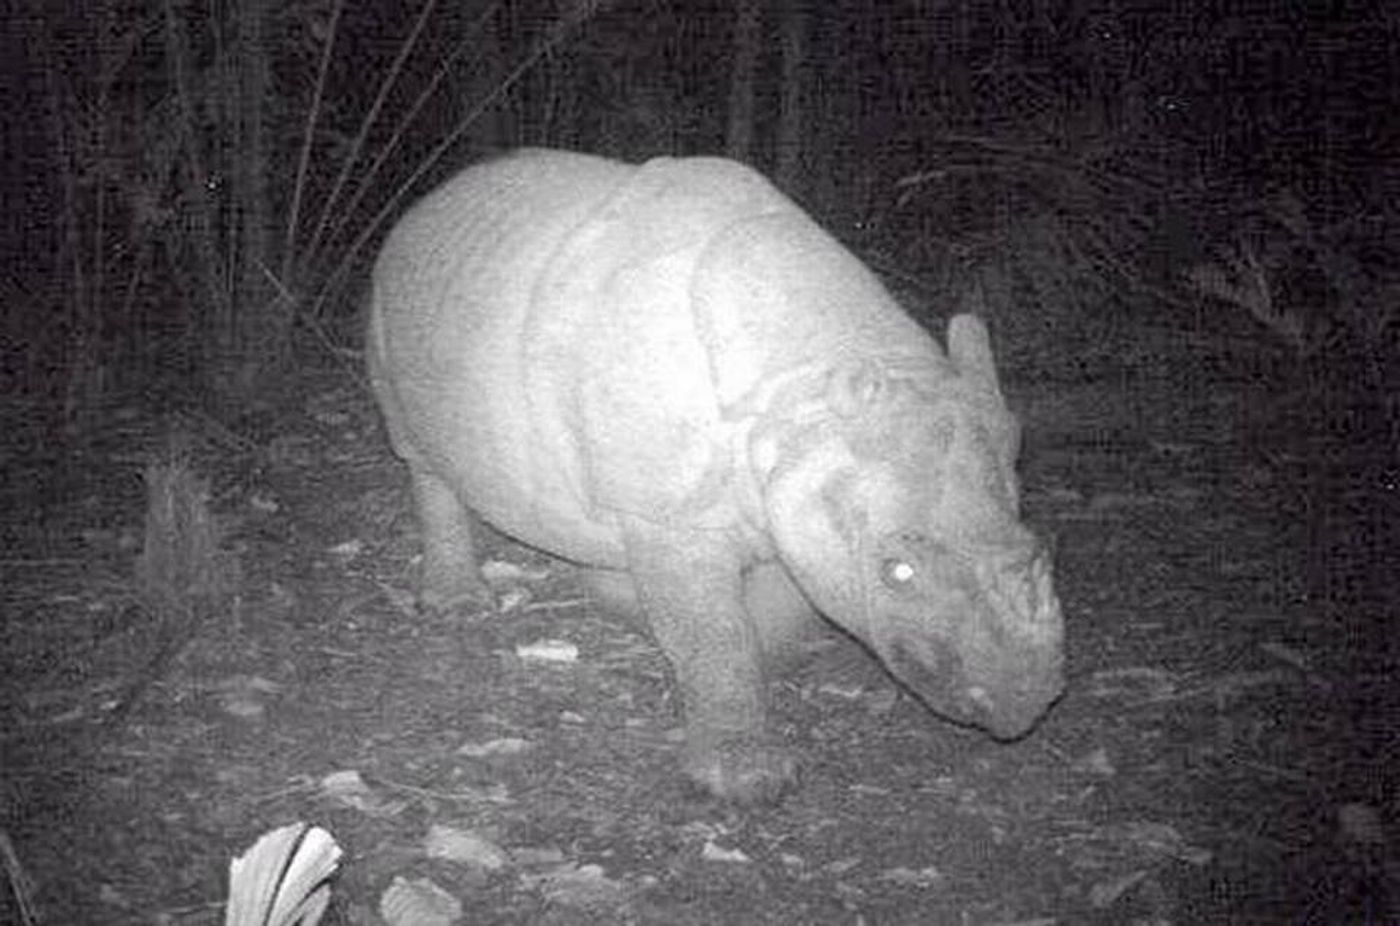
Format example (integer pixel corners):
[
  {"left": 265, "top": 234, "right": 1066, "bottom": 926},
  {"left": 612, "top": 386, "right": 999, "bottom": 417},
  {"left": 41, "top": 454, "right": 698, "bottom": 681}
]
[{"left": 2, "top": 324, "right": 1397, "bottom": 925}]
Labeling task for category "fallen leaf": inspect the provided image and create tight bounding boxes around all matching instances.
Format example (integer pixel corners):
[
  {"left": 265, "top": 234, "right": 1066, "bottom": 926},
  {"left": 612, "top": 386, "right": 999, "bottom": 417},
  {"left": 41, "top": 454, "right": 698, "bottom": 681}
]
[
  {"left": 701, "top": 839, "right": 751, "bottom": 863},
  {"left": 318, "top": 770, "right": 406, "bottom": 817},
  {"left": 327, "top": 539, "right": 362, "bottom": 560},
  {"left": 516, "top": 639, "right": 579, "bottom": 663},
  {"left": 226, "top": 822, "right": 342, "bottom": 926},
  {"left": 480, "top": 560, "right": 551, "bottom": 584},
  {"left": 498, "top": 588, "right": 531, "bottom": 612},
  {"left": 1089, "top": 868, "right": 1148, "bottom": 908},
  {"left": 878, "top": 865, "right": 944, "bottom": 888},
  {"left": 520, "top": 862, "right": 626, "bottom": 911},
  {"left": 379, "top": 876, "right": 461, "bottom": 926},
  {"left": 456, "top": 737, "right": 533, "bottom": 758},
  {"left": 1073, "top": 746, "right": 1116, "bottom": 777},
  {"left": 424, "top": 826, "right": 509, "bottom": 870}
]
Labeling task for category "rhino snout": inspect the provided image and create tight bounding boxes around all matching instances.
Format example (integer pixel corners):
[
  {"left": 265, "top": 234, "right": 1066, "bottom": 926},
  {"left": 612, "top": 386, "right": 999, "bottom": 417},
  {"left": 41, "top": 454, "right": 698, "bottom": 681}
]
[
  {"left": 969, "top": 669, "right": 1064, "bottom": 740},
  {"left": 888, "top": 641, "right": 1063, "bottom": 740}
]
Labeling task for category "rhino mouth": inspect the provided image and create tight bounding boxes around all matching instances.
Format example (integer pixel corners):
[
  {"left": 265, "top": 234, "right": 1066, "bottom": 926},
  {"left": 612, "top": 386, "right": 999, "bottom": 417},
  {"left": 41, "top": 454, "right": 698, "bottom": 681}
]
[{"left": 887, "top": 642, "right": 1063, "bottom": 740}]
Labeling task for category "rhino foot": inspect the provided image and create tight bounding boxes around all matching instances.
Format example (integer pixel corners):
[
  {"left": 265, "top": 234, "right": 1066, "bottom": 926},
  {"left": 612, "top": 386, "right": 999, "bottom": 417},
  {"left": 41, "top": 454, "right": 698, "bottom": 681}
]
[
  {"left": 405, "top": 466, "right": 495, "bottom": 615},
  {"left": 417, "top": 562, "right": 494, "bottom": 615},
  {"left": 579, "top": 568, "right": 643, "bottom": 619},
  {"left": 683, "top": 735, "right": 797, "bottom": 804}
]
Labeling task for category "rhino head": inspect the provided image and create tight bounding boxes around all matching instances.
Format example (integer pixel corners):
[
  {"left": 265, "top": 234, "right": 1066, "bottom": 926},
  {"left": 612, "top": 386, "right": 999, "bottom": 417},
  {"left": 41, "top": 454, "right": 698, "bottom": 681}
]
[{"left": 755, "top": 315, "right": 1064, "bottom": 739}]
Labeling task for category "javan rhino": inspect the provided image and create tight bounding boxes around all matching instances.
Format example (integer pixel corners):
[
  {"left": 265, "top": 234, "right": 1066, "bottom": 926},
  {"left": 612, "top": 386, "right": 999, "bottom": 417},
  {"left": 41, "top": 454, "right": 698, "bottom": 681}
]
[{"left": 368, "top": 149, "right": 1064, "bottom": 802}]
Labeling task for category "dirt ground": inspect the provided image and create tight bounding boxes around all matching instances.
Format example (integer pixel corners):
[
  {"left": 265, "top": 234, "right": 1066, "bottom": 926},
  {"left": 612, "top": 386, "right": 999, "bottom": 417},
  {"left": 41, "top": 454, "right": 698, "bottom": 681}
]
[{"left": 2, "top": 329, "right": 1396, "bottom": 925}]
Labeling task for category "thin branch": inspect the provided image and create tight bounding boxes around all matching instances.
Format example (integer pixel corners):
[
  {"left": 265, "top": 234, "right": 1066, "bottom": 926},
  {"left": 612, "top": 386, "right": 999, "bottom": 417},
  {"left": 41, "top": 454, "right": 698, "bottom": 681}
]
[
  {"left": 309, "top": 0, "right": 609, "bottom": 320},
  {"left": 300, "top": 0, "right": 442, "bottom": 268},
  {"left": 280, "top": 0, "right": 346, "bottom": 280},
  {"left": 309, "top": 1, "right": 504, "bottom": 274},
  {"left": 161, "top": 0, "right": 225, "bottom": 315}
]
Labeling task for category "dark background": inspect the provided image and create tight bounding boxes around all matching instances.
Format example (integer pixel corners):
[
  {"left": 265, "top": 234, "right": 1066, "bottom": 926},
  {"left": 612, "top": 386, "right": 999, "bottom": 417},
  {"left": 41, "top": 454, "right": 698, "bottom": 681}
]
[{"left": 3, "top": 1, "right": 1395, "bottom": 400}]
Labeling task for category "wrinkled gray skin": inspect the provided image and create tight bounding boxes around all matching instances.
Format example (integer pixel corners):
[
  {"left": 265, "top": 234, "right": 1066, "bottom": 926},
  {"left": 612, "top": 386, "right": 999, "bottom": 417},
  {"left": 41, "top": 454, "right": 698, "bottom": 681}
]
[{"left": 368, "top": 149, "right": 1064, "bottom": 803}]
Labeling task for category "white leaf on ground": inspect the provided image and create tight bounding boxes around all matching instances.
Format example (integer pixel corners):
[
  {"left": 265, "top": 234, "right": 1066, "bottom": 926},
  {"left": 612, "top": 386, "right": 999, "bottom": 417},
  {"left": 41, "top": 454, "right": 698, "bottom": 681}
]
[
  {"left": 217, "top": 675, "right": 283, "bottom": 719},
  {"left": 98, "top": 883, "right": 129, "bottom": 908},
  {"left": 480, "top": 559, "right": 551, "bottom": 584},
  {"left": 848, "top": 783, "right": 891, "bottom": 797},
  {"left": 520, "top": 862, "right": 626, "bottom": 910},
  {"left": 424, "top": 825, "right": 510, "bottom": 870},
  {"left": 310, "top": 409, "right": 348, "bottom": 427},
  {"left": 248, "top": 491, "right": 280, "bottom": 513},
  {"left": 226, "top": 822, "right": 342, "bottom": 926},
  {"left": 239, "top": 676, "right": 284, "bottom": 694},
  {"left": 878, "top": 865, "right": 944, "bottom": 888},
  {"left": 817, "top": 681, "right": 865, "bottom": 700},
  {"left": 319, "top": 769, "right": 370, "bottom": 798},
  {"left": 327, "top": 539, "right": 362, "bottom": 559},
  {"left": 515, "top": 639, "right": 579, "bottom": 663},
  {"left": 702, "top": 839, "right": 751, "bottom": 863},
  {"left": 497, "top": 588, "right": 531, "bottom": 612},
  {"left": 679, "top": 821, "right": 724, "bottom": 840},
  {"left": 379, "top": 876, "right": 462, "bottom": 926},
  {"left": 1073, "top": 746, "right": 1117, "bottom": 777},
  {"left": 456, "top": 737, "right": 533, "bottom": 758},
  {"left": 824, "top": 856, "right": 860, "bottom": 875},
  {"left": 318, "top": 769, "right": 406, "bottom": 817},
  {"left": 1089, "top": 868, "right": 1148, "bottom": 908},
  {"left": 220, "top": 694, "right": 266, "bottom": 720}
]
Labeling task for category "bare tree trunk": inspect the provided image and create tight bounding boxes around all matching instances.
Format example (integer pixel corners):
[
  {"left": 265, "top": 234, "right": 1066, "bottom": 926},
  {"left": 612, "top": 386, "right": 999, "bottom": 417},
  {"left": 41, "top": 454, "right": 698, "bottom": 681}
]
[
  {"left": 725, "top": 0, "right": 760, "bottom": 163},
  {"left": 162, "top": 0, "right": 232, "bottom": 380},
  {"left": 229, "top": 0, "right": 279, "bottom": 400},
  {"left": 774, "top": 1, "right": 807, "bottom": 192},
  {"left": 46, "top": 6, "right": 120, "bottom": 439}
]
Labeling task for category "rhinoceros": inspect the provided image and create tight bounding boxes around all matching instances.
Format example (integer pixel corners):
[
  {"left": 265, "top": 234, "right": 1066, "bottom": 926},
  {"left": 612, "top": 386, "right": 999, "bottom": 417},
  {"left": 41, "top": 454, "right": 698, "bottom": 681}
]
[{"left": 368, "top": 149, "right": 1064, "bottom": 802}]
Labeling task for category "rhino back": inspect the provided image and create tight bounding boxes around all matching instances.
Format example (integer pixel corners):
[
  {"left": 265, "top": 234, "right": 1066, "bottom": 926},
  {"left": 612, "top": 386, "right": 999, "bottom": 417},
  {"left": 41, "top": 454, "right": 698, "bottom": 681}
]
[
  {"left": 370, "top": 149, "right": 940, "bottom": 565},
  {"left": 507, "top": 157, "right": 942, "bottom": 526}
]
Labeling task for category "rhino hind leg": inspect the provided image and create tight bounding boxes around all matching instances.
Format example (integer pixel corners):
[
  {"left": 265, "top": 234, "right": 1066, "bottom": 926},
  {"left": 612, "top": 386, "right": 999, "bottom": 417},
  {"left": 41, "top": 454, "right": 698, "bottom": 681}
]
[{"left": 408, "top": 465, "right": 492, "bottom": 613}]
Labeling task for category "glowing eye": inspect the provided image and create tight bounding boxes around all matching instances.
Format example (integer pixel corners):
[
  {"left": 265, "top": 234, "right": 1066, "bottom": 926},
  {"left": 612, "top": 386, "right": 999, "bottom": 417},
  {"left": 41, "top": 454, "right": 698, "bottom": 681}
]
[{"left": 882, "top": 559, "right": 916, "bottom": 587}]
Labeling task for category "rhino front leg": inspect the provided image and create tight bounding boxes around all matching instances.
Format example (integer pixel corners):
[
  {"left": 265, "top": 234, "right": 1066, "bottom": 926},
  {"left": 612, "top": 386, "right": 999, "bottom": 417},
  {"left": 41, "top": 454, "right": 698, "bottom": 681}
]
[
  {"left": 408, "top": 464, "right": 492, "bottom": 613},
  {"left": 620, "top": 518, "right": 796, "bottom": 803},
  {"left": 744, "top": 561, "right": 825, "bottom": 668}
]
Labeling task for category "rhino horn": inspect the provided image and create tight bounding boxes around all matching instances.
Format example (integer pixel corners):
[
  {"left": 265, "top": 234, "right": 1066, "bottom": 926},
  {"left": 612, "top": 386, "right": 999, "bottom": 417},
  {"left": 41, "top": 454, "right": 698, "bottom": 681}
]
[{"left": 947, "top": 314, "right": 1003, "bottom": 401}]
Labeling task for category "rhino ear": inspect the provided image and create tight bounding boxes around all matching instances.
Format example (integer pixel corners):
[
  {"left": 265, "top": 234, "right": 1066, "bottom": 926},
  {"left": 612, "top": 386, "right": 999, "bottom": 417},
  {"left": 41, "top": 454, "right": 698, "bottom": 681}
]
[
  {"left": 826, "top": 359, "right": 889, "bottom": 419},
  {"left": 948, "top": 314, "right": 1003, "bottom": 400},
  {"left": 762, "top": 445, "right": 864, "bottom": 620}
]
